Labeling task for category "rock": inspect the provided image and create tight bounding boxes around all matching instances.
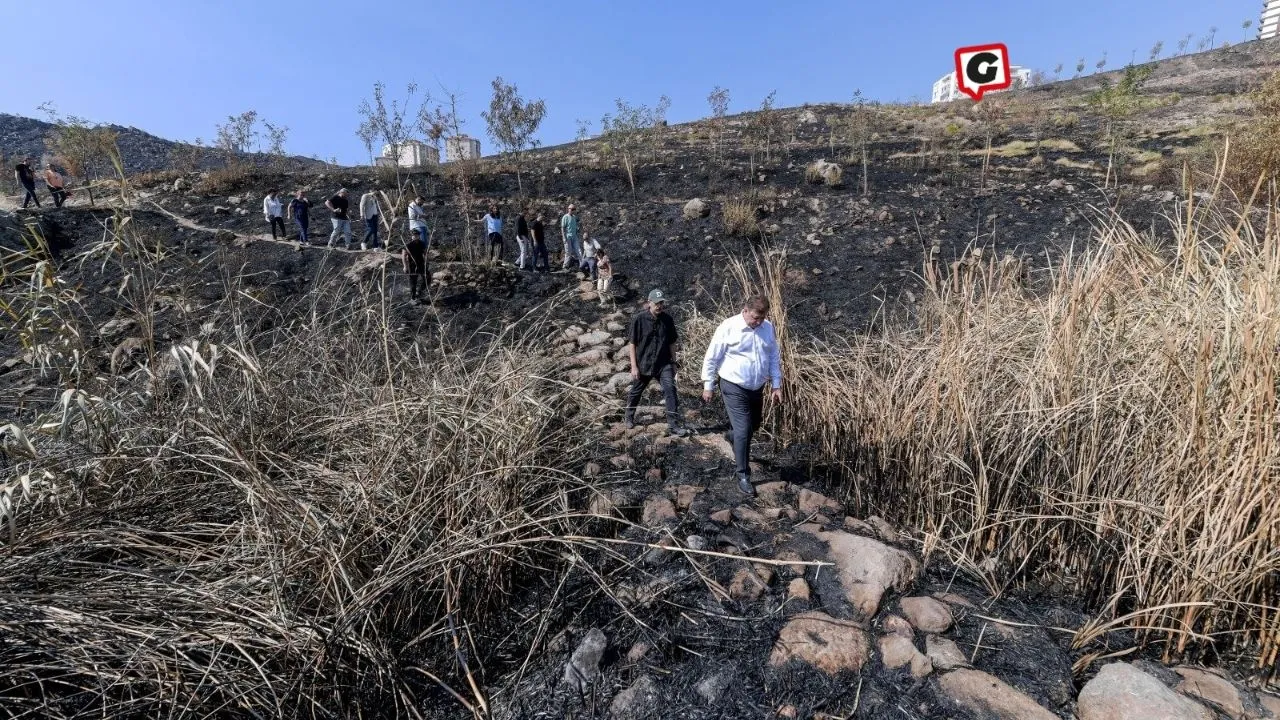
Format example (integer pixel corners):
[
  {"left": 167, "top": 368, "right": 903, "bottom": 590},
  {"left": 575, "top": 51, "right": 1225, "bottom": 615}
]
[
  {"left": 683, "top": 198, "right": 710, "bottom": 220},
  {"left": 610, "top": 675, "right": 660, "bottom": 719},
  {"left": 226, "top": 195, "right": 243, "bottom": 206},
  {"left": 213, "top": 229, "right": 237, "bottom": 244},
  {"left": 1048, "top": 178, "right": 1065, "bottom": 189},
  {"left": 1078, "top": 663, "right": 1213, "bottom": 720},
  {"left": 686, "top": 535, "right": 708, "bottom": 551},
  {"left": 729, "top": 567, "right": 767, "bottom": 600},
  {"left": 900, "top": 596, "right": 953, "bottom": 633},
  {"left": 563, "top": 628, "right": 608, "bottom": 692},
  {"left": 172, "top": 177, "right": 190, "bottom": 193},
  {"left": 755, "top": 481, "right": 790, "bottom": 505},
  {"left": 938, "top": 668, "right": 1058, "bottom": 720},
  {"left": 875, "top": 208, "right": 894, "bottom": 223},
  {"left": 803, "top": 528, "right": 919, "bottom": 618},
  {"left": 787, "top": 578, "right": 811, "bottom": 602},
  {"left": 879, "top": 634, "right": 932, "bottom": 679},
  {"left": 641, "top": 495, "right": 677, "bottom": 526},
  {"left": 583, "top": 462, "right": 603, "bottom": 478},
  {"left": 932, "top": 592, "right": 977, "bottom": 609},
  {"left": 99, "top": 317, "right": 137, "bottom": 339},
  {"left": 576, "top": 330, "right": 612, "bottom": 347},
  {"left": 1175, "top": 667, "right": 1245, "bottom": 720},
  {"left": 606, "top": 321, "right": 625, "bottom": 332},
  {"left": 806, "top": 159, "right": 843, "bottom": 186},
  {"left": 865, "top": 515, "right": 899, "bottom": 542},
  {"left": 626, "top": 641, "right": 652, "bottom": 664},
  {"left": 342, "top": 251, "right": 393, "bottom": 282},
  {"left": 646, "top": 468, "right": 664, "bottom": 483},
  {"left": 668, "top": 484, "right": 704, "bottom": 511},
  {"left": 587, "top": 489, "right": 617, "bottom": 516},
  {"left": 1259, "top": 693, "right": 1280, "bottom": 717},
  {"left": 732, "top": 504, "right": 768, "bottom": 527},
  {"left": 925, "top": 635, "right": 970, "bottom": 671},
  {"left": 610, "top": 454, "right": 636, "bottom": 470},
  {"left": 769, "top": 611, "right": 870, "bottom": 675},
  {"left": 709, "top": 508, "right": 732, "bottom": 525},
  {"left": 696, "top": 668, "right": 734, "bottom": 704},
  {"left": 842, "top": 517, "right": 876, "bottom": 535},
  {"left": 882, "top": 614, "right": 914, "bottom": 638},
  {"left": 797, "top": 488, "right": 843, "bottom": 516}
]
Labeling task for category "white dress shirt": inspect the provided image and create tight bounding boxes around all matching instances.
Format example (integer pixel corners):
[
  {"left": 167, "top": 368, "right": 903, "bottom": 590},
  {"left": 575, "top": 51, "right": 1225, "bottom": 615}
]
[
  {"left": 701, "top": 312, "right": 783, "bottom": 392},
  {"left": 263, "top": 196, "right": 283, "bottom": 218}
]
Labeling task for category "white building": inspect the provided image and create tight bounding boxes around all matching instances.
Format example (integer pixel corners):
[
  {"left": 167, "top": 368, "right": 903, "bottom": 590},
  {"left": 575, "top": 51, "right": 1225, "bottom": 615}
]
[
  {"left": 931, "top": 65, "right": 1035, "bottom": 103},
  {"left": 444, "top": 135, "right": 482, "bottom": 163},
  {"left": 1261, "top": 0, "right": 1280, "bottom": 40},
  {"left": 379, "top": 140, "right": 438, "bottom": 168}
]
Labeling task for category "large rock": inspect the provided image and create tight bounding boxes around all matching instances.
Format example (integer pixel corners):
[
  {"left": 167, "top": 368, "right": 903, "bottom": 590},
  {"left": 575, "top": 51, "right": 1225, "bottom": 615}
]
[
  {"left": 563, "top": 628, "right": 608, "bottom": 692},
  {"left": 805, "top": 159, "right": 843, "bottom": 186},
  {"left": 878, "top": 634, "right": 932, "bottom": 678},
  {"left": 938, "top": 668, "right": 1058, "bottom": 720},
  {"left": 803, "top": 528, "right": 919, "bottom": 618},
  {"left": 641, "top": 495, "right": 677, "bottom": 526},
  {"left": 1078, "top": 663, "right": 1213, "bottom": 720},
  {"left": 900, "top": 596, "right": 953, "bottom": 633},
  {"left": 610, "top": 675, "right": 660, "bottom": 719},
  {"left": 682, "top": 198, "right": 710, "bottom": 219},
  {"left": 768, "top": 611, "right": 870, "bottom": 675},
  {"left": 925, "top": 635, "right": 969, "bottom": 671},
  {"left": 797, "top": 488, "right": 843, "bottom": 516},
  {"left": 576, "top": 330, "right": 612, "bottom": 347},
  {"left": 1174, "top": 667, "right": 1246, "bottom": 720}
]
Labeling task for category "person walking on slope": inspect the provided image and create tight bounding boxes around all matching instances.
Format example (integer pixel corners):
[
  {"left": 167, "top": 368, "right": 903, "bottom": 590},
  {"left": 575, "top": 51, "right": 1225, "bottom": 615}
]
[
  {"left": 626, "top": 289, "right": 691, "bottom": 437},
  {"left": 531, "top": 211, "right": 550, "bottom": 272},
  {"left": 288, "top": 189, "right": 312, "bottom": 245},
  {"left": 559, "top": 203, "right": 581, "bottom": 270},
  {"left": 700, "top": 295, "right": 784, "bottom": 497},
  {"left": 325, "top": 188, "right": 352, "bottom": 249},
  {"left": 14, "top": 158, "right": 40, "bottom": 209},
  {"left": 595, "top": 248, "right": 614, "bottom": 306},
  {"left": 479, "top": 204, "right": 503, "bottom": 263},
  {"left": 359, "top": 189, "right": 381, "bottom": 250},
  {"left": 44, "top": 163, "right": 67, "bottom": 208},
  {"left": 515, "top": 208, "right": 532, "bottom": 270},
  {"left": 580, "top": 231, "right": 602, "bottom": 280},
  {"left": 263, "top": 189, "right": 286, "bottom": 240},
  {"left": 404, "top": 195, "right": 431, "bottom": 304}
]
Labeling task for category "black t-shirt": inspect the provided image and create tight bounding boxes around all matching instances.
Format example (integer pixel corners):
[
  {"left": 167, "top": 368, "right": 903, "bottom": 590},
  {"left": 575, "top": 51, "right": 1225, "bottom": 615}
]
[
  {"left": 516, "top": 215, "right": 529, "bottom": 238},
  {"left": 629, "top": 310, "right": 678, "bottom": 376},
  {"left": 15, "top": 162, "right": 34, "bottom": 186},
  {"left": 531, "top": 220, "right": 545, "bottom": 244},
  {"left": 328, "top": 194, "right": 349, "bottom": 219}
]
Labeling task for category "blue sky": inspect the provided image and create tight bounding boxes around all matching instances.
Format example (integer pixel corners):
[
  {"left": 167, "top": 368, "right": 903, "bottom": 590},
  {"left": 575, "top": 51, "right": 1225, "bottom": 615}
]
[{"left": 3, "top": 0, "right": 1259, "bottom": 165}]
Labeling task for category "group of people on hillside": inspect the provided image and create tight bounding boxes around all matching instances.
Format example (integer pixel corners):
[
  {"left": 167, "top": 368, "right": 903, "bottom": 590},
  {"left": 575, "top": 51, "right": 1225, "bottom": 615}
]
[
  {"left": 12, "top": 157, "right": 69, "bottom": 209},
  {"left": 626, "top": 289, "right": 784, "bottom": 497}
]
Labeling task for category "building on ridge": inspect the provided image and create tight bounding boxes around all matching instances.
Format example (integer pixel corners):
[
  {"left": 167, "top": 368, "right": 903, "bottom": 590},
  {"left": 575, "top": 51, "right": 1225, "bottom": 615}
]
[
  {"left": 1261, "top": 0, "right": 1280, "bottom": 40},
  {"left": 931, "top": 65, "right": 1035, "bottom": 104},
  {"left": 444, "top": 135, "right": 482, "bottom": 163},
  {"left": 378, "top": 140, "right": 439, "bottom": 168}
]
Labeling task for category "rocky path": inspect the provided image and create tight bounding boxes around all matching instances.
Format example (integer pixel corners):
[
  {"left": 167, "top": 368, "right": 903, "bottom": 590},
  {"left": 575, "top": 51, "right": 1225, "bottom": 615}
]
[{"left": 503, "top": 313, "right": 1280, "bottom": 719}]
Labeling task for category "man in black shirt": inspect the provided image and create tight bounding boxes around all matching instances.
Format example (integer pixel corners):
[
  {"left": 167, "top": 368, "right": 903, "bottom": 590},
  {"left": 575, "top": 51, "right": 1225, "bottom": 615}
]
[
  {"left": 515, "top": 209, "right": 531, "bottom": 270},
  {"left": 325, "top": 188, "right": 351, "bottom": 249},
  {"left": 14, "top": 158, "right": 41, "bottom": 209},
  {"left": 626, "top": 288, "right": 690, "bottom": 437},
  {"left": 531, "top": 212, "right": 550, "bottom": 272}
]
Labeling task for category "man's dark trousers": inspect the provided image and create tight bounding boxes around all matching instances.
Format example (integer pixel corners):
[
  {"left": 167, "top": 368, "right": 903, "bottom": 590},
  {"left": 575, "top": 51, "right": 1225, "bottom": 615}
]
[
  {"left": 625, "top": 363, "right": 679, "bottom": 429},
  {"left": 21, "top": 182, "right": 40, "bottom": 208},
  {"left": 720, "top": 379, "right": 764, "bottom": 478}
]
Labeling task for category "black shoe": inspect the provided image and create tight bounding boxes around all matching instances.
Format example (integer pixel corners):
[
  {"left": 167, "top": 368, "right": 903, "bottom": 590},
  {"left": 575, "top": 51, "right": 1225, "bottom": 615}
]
[
  {"left": 737, "top": 475, "right": 756, "bottom": 497},
  {"left": 667, "top": 426, "right": 691, "bottom": 438},
  {"left": 625, "top": 417, "right": 636, "bottom": 430},
  {"left": 723, "top": 430, "right": 733, "bottom": 444}
]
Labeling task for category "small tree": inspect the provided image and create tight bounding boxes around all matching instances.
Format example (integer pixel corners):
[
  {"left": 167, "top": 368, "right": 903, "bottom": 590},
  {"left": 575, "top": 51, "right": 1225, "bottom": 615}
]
[
  {"left": 843, "top": 89, "right": 879, "bottom": 196},
  {"left": 648, "top": 95, "right": 671, "bottom": 162},
  {"left": 973, "top": 97, "right": 1006, "bottom": 189},
  {"left": 1177, "top": 34, "right": 1192, "bottom": 55},
  {"left": 1149, "top": 40, "right": 1164, "bottom": 62},
  {"left": 707, "top": 86, "right": 730, "bottom": 161},
  {"left": 38, "top": 104, "right": 118, "bottom": 207},
  {"left": 1243, "top": 19, "right": 1254, "bottom": 41},
  {"left": 1075, "top": 57, "right": 1086, "bottom": 77},
  {"left": 1052, "top": 63, "right": 1064, "bottom": 81},
  {"left": 356, "top": 122, "right": 377, "bottom": 166},
  {"left": 171, "top": 138, "right": 205, "bottom": 174},
  {"left": 1088, "top": 63, "right": 1154, "bottom": 188},
  {"left": 215, "top": 110, "right": 259, "bottom": 165},
  {"left": 480, "top": 76, "right": 547, "bottom": 195},
  {"left": 421, "top": 87, "right": 478, "bottom": 260},
  {"left": 1209, "top": 26, "right": 1218, "bottom": 47},
  {"left": 600, "top": 97, "right": 661, "bottom": 197},
  {"left": 1095, "top": 53, "right": 1108, "bottom": 73},
  {"left": 262, "top": 121, "right": 289, "bottom": 171},
  {"left": 743, "top": 91, "right": 785, "bottom": 177},
  {"left": 357, "top": 82, "right": 422, "bottom": 194},
  {"left": 574, "top": 118, "right": 592, "bottom": 162}
]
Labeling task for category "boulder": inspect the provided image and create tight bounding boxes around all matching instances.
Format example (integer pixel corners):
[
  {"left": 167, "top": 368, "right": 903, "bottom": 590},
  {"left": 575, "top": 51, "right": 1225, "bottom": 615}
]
[
  {"left": 881, "top": 614, "right": 915, "bottom": 638},
  {"left": 563, "top": 628, "right": 608, "bottom": 692},
  {"left": 1078, "top": 663, "right": 1213, "bottom": 720},
  {"left": 805, "top": 160, "right": 843, "bottom": 186},
  {"left": 900, "top": 596, "right": 953, "bottom": 633},
  {"left": 641, "top": 495, "right": 677, "bottom": 526},
  {"left": 709, "top": 508, "right": 733, "bottom": 525},
  {"left": 925, "top": 635, "right": 970, "bottom": 671},
  {"left": 938, "top": 668, "right": 1058, "bottom": 720},
  {"left": 683, "top": 198, "right": 710, "bottom": 220},
  {"left": 797, "top": 488, "right": 843, "bottom": 516},
  {"left": 879, "top": 634, "right": 933, "bottom": 679},
  {"left": 610, "top": 675, "right": 660, "bottom": 719},
  {"left": 787, "top": 578, "right": 811, "bottom": 602},
  {"left": 768, "top": 611, "right": 870, "bottom": 675},
  {"left": 667, "top": 484, "right": 705, "bottom": 511},
  {"left": 729, "top": 567, "right": 767, "bottom": 600},
  {"left": 576, "top": 330, "right": 612, "bottom": 347},
  {"left": 1174, "top": 667, "right": 1246, "bottom": 720},
  {"left": 803, "top": 527, "right": 919, "bottom": 618}
]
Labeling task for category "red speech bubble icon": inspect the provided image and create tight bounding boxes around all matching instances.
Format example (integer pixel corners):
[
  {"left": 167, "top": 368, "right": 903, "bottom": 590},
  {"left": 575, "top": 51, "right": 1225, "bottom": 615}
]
[{"left": 954, "top": 43, "right": 1012, "bottom": 101}]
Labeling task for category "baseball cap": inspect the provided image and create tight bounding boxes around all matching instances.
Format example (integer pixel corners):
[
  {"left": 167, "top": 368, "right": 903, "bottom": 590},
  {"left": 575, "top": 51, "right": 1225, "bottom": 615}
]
[{"left": 648, "top": 289, "right": 670, "bottom": 304}]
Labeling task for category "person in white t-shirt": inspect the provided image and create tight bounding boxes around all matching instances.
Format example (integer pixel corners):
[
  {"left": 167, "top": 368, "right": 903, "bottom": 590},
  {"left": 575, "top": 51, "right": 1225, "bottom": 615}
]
[
  {"left": 700, "top": 295, "right": 784, "bottom": 497},
  {"left": 263, "top": 190, "right": 285, "bottom": 239}
]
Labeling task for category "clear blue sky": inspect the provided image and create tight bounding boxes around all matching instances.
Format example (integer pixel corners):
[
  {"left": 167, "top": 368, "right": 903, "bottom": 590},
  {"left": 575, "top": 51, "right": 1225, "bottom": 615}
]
[{"left": 2, "top": 0, "right": 1259, "bottom": 165}]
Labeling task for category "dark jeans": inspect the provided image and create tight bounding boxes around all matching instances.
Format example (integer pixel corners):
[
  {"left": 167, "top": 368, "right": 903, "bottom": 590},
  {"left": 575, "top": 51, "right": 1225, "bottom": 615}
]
[
  {"left": 580, "top": 255, "right": 598, "bottom": 280},
  {"left": 487, "top": 232, "right": 503, "bottom": 261},
  {"left": 47, "top": 184, "right": 66, "bottom": 208},
  {"left": 269, "top": 216, "right": 286, "bottom": 239},
  {"left": 296, "top": 219, "right": 309, "bottom": 244},
  {"left": 533, "top": 241, "right": 550, "bottom": 272},
  {"left": 21, "top": 182, "right": 40, "bottom": 208},
  {"left": 364, "top": 217, "right": 380, "bottom": 247},
  {"left": 626, "top": 364, "right": 679, "bottom": 428},
  {"left": 406, "top": 239, "right": 429, "bottom": 299},
  {"left": 720, "top": 379, "right": 764, "bottom": 478}
]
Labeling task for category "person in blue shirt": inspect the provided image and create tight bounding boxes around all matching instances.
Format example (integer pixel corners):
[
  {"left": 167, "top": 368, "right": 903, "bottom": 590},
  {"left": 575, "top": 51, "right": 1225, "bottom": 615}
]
[
  {"left": 287, "top": 189, "right": 312, "bottom": 245},
  {"left": 479, "top": 204, "right": 503, "bottom": 263}
]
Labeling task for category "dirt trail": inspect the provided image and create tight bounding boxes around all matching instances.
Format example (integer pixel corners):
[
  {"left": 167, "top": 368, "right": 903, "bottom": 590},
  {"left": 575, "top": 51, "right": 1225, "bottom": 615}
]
[{"left": 146, "top": 199, "right": 375, "bottom": 253}]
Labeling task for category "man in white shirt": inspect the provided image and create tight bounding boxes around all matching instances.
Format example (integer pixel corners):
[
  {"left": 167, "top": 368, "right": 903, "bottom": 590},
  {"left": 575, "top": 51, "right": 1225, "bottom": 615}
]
[
  {"left": 359, "top": 190, "right": 381, "bottom": 250},
  {"left": 701, "top": 295, "right": 784, "bottom": 496},
  {"left": 263, "top": 189, "right": 285, "bottom": 240}
]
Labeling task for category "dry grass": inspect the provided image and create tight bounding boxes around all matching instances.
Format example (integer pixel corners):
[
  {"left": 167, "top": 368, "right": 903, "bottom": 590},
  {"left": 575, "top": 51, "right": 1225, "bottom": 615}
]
[
  {"left": 757, "top": 174, "right": 1280, "bottom": 666},
  {"left": 722, "top": 198, "right": 760, "bottom": 237}
]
